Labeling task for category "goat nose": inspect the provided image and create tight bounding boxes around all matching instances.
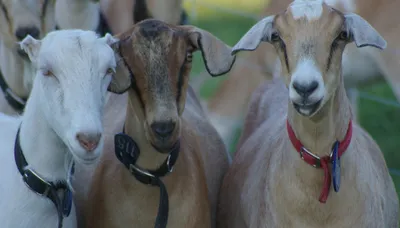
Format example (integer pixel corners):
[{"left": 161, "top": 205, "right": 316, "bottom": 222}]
[
  {"left": 76, "top": 132, "right": 102, "bottom": 152},
  {"left": 151, "top": 121, "right": 176, "bottom": 138},
  {"left": 15, "top": 27, "right": 40, "bottom": 41},
  {"left": 293, "top": 81, "right": 319, "bottom": 97}
]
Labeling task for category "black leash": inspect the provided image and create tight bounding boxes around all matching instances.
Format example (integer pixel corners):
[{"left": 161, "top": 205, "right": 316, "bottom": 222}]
[
  {"left": 14, "top": 126, "right": 73, "bottom": 228},
  {"left": 114, "top": 128, "right": 180, "bottom": 228},
  {"left": 0, "top": 70, "right": 27, "bottom": 112}
]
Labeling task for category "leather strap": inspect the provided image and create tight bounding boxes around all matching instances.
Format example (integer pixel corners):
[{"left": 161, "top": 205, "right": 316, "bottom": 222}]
[
  {"left": 114, "top": 129, "right": 180, "bottom": 228},
  {"left": 14, "top": 126, "right": 73, "bottom": 228},
  {"left": 286, "top": 120, "right": 353, "bottom": 203}
]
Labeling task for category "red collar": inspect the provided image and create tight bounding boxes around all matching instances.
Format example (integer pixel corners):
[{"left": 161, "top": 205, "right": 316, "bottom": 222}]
[{"left": 286, "top": 119, "right": 353, "bottom": 203}]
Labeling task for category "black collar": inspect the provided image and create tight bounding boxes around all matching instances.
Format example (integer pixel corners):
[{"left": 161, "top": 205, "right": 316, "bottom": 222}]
[
  {"left": 114, "top": 129, "right": 180, "bottom": 228},
  {"left": 0, "top": 69, "right": 27, "bottom": 112},
  {"left": 14, "top": 126, "right": 73, "bottom": 228}
]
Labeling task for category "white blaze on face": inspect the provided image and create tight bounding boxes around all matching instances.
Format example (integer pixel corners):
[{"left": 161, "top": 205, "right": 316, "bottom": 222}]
[
  {"left": 289, "top": 58, "right": 325, "bottom": 102},
  {"left": 289, "top": 0, "right": 324, "bottom": 21}
]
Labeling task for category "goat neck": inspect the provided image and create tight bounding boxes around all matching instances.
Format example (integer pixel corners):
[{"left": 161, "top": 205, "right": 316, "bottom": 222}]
[
  {"left": 287, "top": 77, "right": 352, "bottom": 158},
  {"left": 124, "top": 89, "right": 172, "bottom": 170},
  {"left": 18, "top": 87, "right": 71, "bottom": 182}
]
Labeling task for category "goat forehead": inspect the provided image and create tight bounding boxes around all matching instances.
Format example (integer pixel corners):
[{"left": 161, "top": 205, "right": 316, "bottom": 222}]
[
  {"left": 40, "top": 35, "right": 114, "bottom": 75},
  {"left": 288, "top": 0, "right": 327, "bottom": 21}
]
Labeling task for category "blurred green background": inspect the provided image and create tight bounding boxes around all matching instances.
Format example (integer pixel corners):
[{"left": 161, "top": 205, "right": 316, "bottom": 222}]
[{"left": 183, "top": 0, "right": 400, "bottom": 197}]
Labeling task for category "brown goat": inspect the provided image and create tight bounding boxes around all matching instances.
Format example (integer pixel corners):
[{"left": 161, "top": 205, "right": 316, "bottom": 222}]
[
  {"left": 218, "top": 1, "right": 398, "bottom": 227},
  {"left": 203, "top": 0, "right": 400, "bottom": 147},
  {"left": 83, "top": 19, "right": 235, "bottom": 227}
]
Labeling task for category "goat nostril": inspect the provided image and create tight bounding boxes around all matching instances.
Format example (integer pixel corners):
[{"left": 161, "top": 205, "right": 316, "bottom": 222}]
[
  {"left": 76, "top": 132, "right": 102, "bottom": 152},
  {"left": 151, "top": 121, "right": 176, "bottom": 138},
  {"left": 293, "top": 81, "right": 319, "bottom": 97},
  {"left": 15, "top": 27, "right": 40, "bottom": 41}
]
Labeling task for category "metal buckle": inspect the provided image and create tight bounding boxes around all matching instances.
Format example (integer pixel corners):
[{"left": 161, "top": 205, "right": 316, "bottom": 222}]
[
  {"left": 129, "top": 164, "right": 155, "bottom": 179},
  {"left": 300, "top": 147, "right": 321, "bottom": 168},
  {"left": 22, "top": 168, "right": 52, "bottom": 196},
  {"left": 166, "top": 154, "right": 173, "bottom": 173}
]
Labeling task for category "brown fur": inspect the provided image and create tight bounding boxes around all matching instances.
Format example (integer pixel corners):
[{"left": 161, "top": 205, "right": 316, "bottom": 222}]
[
  {"left": 217, "top": 3, "right": 398, "bottom": 227},
  {"left": 203, "top": 0, "right": 400, "bottom": 147},
  {"left": 83, "top": 19, "right": 235, "bottom": 227}
]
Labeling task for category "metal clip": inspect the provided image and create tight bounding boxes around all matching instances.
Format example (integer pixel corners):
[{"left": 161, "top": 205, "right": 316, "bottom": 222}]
[
  {"left": 166, "top": 154, "right": 173, "bottom": 173},
  {"left": 300, "top": 147, "right": 321, "bottom": 168}
]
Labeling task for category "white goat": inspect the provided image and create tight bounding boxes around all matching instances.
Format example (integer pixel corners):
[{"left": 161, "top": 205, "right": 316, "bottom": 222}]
[
  {"left": 0, "top": 30, "right": 117, "bottom": 228},
  {"left": 218, "top": 1, "right": 399, "bottom": 227},
  {"left": 0, "top": 0, "right": 105, "bottom": 116}
]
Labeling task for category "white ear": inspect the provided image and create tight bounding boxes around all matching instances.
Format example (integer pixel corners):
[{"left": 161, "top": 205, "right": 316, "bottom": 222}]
[
  {"left": 101, "top": 33, "right": 119, "bottom": 47},
  {"left": 344, "top": 13, "right": 387, "bottom": 50},
  {"left": 19, "top": 35, "right": 41, "bottom": 62},
  {"left": 231, "top": 15, "right": 275, "bottom": 55}
]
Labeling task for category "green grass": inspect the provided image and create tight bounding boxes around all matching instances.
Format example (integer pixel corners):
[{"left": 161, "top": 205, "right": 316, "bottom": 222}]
[{"left": 184, "top": 0, "right": 400, "bottom": 198}]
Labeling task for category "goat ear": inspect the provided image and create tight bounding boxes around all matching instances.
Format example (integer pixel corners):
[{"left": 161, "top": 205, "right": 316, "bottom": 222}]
[
  {"left": 187, "top": 27, "right": 236, "bottom": 76},
  {"left": 19, "top": 35, "right": 41, "bottom": 62},
  {"left": 344, "top": 13, "right": 387, "bottom": 50},
  {"left": 231, "top": 16, "right": 275, "bottom": 55},
  {"left": 101, "top": 33, "right": 119, "bottom": 47},
  {"left": 107, "top": 40, "right": 132, "bottom": 94}
]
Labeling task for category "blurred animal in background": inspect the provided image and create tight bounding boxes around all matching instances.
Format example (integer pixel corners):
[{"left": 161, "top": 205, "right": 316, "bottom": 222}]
[
  {"left": 100, "top": 0, "right": 189, "bottom": 35},
  {"left": 0, "top": 0, "right": 105, "bottom": 116},
  {"left": 195, "top": 0, "right": 400, "bottom": 150}
]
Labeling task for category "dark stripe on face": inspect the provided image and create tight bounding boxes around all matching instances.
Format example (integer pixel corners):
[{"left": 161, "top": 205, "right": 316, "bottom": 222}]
[
  {"left": 280, "top": 40, "right": 290, "bottom": 72},
  {"left": 119, "top": 50, "right": 146, "bottom": 110},
  {"left": 41, "top": 0, "right": 49, "bottom": 19},
  {"left": 0, "top": 1, "right": 10, "bottom": 23},
  {"left": 176, "top": 61, "right": 185, "bottom": 105}
]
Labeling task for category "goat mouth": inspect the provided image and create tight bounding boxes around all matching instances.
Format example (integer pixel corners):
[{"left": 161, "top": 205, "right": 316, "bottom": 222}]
[
  {"left": 293, "top": 99, "right": 322, "bottom": 116},
  {"left": 151, "top": 139, "right": 180, "bottom": 154}
]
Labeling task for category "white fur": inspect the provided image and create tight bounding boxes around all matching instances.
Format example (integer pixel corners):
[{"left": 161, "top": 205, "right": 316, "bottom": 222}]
[
  {"left": 289, "top": 0, "right": 324, "bottom": 21},
  {"left": 0, "top": 0, "right": 101, "bottom": 116},
  {"left": 0, "top": 30, "right": 116, "bottom": 228},
  {"left": 289, "top": 58, "right": 325, "bottom": 107}
]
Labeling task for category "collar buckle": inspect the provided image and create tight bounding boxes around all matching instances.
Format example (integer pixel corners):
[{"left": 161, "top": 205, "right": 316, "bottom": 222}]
[
  {"left": 22, "top": 168, "right": 52, "bottom": 196},
  {"left": 300, "top": 147, "right": 321, "bottom": 168},
  {"left": 166, "top": 154, "right": 173, "bottom": 173}
]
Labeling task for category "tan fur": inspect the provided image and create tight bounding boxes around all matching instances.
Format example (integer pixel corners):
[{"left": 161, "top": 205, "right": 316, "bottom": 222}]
[
  {"left": 217, "top": 3, "right": 398, "bottom": 227},
  {"left": 81, "top": 19, "right": 235, "bottom": 227},
  {"left": 203, "top": 0, "right": 400, "bottom": 147},
  {"left": 100, "top": 0, "right": 184, "bottom": 34}
]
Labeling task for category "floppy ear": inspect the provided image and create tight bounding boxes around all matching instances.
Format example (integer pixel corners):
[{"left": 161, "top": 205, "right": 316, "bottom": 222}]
[
  {"left": 344, "top": 13, "right": 387, "bottom": 50},
  {"left": 106, "top": 36, "right": 132, "bottom": 94},
  {"left": 231, "top": 16, "right": 275, "bottom": 55},
  {"left": 19, "top": 35, "right": 41, "bottom": 63},
  {"left": 186, "top": 26, "right": 236, "bottom": 76}
]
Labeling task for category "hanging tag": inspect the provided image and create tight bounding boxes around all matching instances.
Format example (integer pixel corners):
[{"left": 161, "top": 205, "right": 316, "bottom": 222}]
[
  {"left": 114, "top": 133, "right": 139, "bottom": 167},
  {"left": 331, "top": 141, "right": 340, "bottom": 192},
  {"left": 62, "top": 189, "right": 72, "bottom": 217}
]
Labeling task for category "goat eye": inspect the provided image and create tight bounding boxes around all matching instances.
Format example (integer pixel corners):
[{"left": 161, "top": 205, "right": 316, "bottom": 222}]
[
  {"left": 338, "top": 31, "right": 349, "bottom": 41},
  {"left": 106, "top": 68, "right": 115, "bottom": 75},
  {"left": 270, "top": 32, "right": 280, "bottom": 42},
  {"left": 186, "top": 52, "right": 193, "bottom": 62},
  {"left": 42, "top": 70, "right": 54, "bottom": 77}
]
